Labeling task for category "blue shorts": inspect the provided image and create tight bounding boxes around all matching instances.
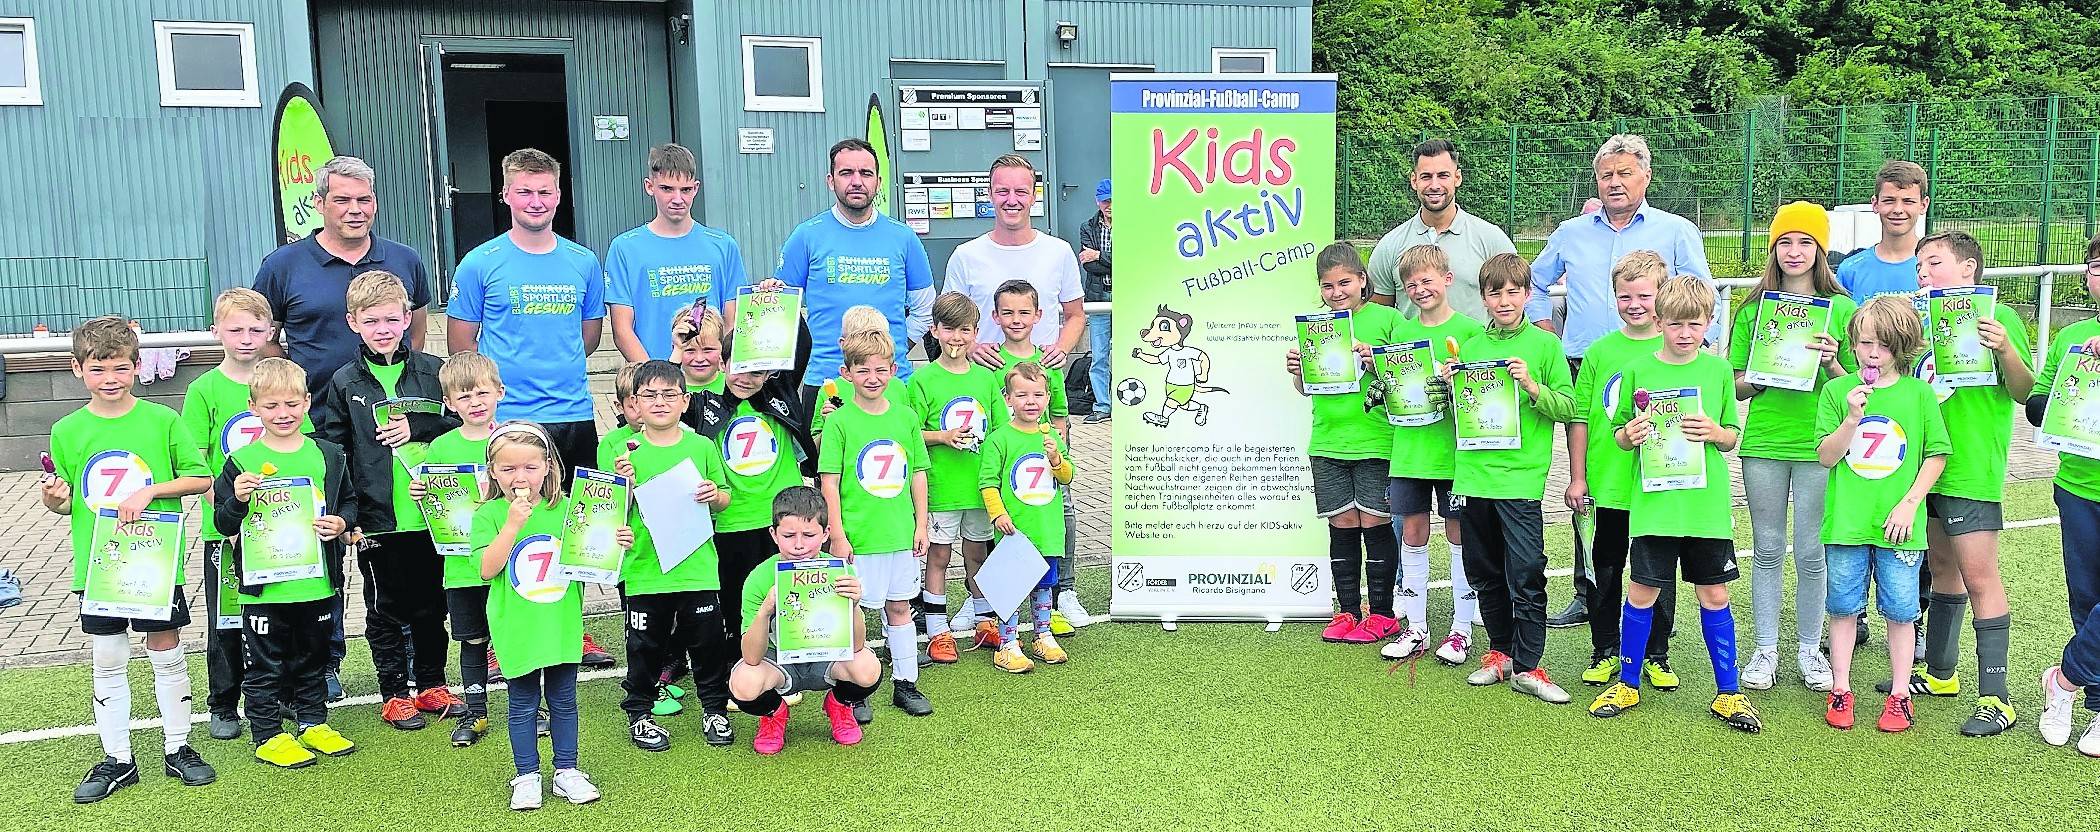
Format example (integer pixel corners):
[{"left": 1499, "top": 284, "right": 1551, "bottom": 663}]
[{"left": 1825, "top": 544, "right": 1923, "bottom": 623}]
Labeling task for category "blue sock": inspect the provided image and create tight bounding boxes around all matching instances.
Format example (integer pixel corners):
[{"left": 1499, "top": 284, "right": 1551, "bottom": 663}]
[
  {"left": 1032, "top": 587, "right": 1055, "bottom": 634},
  {"left": 1619, "top": 602, "right": 1653, "bottom": 689},
  {"left": 1701, "top": 605, "right": 1740, "bottom": 694}
]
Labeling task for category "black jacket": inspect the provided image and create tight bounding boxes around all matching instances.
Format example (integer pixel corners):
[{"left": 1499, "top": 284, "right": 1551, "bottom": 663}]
[
  {"left": 310, "top": 347, "right": 459, "bottom": 534},
  {"left": 682, "top": 373, "right": 819, "bottom": 478},
  {"left": 211, "top": 437, "right": 353, "bottom": 597},
  {"left": 1079, "top": 212, "right": 1112, "bottom": 303}
]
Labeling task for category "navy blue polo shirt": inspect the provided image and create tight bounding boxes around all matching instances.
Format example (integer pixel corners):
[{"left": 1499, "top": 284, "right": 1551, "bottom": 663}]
[{"left": 252, "top": 233, "right": 432, "bottom": 388}]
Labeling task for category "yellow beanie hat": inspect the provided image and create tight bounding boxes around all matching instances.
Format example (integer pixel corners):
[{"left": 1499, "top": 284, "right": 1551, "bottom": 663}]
[{"left": 1768, "top": 201, "right": 1830, "bottom": 252}]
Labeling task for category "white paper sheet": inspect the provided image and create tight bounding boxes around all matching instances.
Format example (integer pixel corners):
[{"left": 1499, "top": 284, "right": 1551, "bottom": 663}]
[
  {"left": 633, "top": 458, "right": 713, "bottom": 573},
  {"left": 980, "top": 532, "right": 1050, "bottom": 621}
]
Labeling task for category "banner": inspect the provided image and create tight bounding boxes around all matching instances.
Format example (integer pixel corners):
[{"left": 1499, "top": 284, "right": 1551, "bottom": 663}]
[
  {"left": 239, "top": 477, "right": 326, "bottom": 584},
  {"left": 271, "top": 83, "right": 335, "bottom": 245},
  {"left": 1109, "top": 74, "right": 1336, "bottom": 621},
  {"left": 773, "top": 558, "right": 855, "bottom": 663},
  {"left": 1744, "top": 291, "right": 1832, "bottom": 391}
]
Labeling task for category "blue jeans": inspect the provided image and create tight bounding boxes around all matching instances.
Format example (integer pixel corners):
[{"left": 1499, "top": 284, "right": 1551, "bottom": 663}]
[
  {"left": 1088, "top": 311, "right": 1112, "bottom": 414},
  {"left": 1825, "top": 544, "right": 1923, "bottom": 623},
  {"left": 508, "top": 663, "right": 580, "bottom": 775},
  {"left": 2054, "top": 486, "right": 2100, "bottom": 710}
]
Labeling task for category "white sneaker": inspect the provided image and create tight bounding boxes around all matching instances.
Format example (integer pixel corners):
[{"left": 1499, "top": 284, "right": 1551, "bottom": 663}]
[
  {"left": 2082, "top": 713, "right": 2100, "bottom": 758},
  {"left": 509, "top": 773, "right": 542, "bottom": 811},
  {"left": 1055, "top": 590, "right": 1094, "bottom": 628},
  {"left": 551, "top": 768, "right": 600, "bottom": 804},
  {"left": 1434, "top": 631, "right": 1471, "bottom": 666},
  {"left": 2042, "top": 666, "right": 2078, "bottom": 747},
  {"left": 1797, "top": 647, "right": 1834, "bottom": 693},
  {"left": 1380, "top": 628, "right": 1430, "bottom": 660},
  {"left": 1742, "top": 647, "right": 1779, "bottom": 691}
]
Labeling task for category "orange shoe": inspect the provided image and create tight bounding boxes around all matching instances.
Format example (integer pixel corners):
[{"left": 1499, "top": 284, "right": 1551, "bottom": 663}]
[
  {"left": 414, "top": 685, "right": 468, "bottom": 719},
  {"left": 580, "top": 634, "right": 615, "bottom": 668},
  {"left": 380, "top": 696, "right": 427, "bottom": 730},
  {"left": 926, "top": 632, "right": 960, "bottom": 664},
  {"left": 972, "top": 618, "right": 1004, "bottom": 650}
]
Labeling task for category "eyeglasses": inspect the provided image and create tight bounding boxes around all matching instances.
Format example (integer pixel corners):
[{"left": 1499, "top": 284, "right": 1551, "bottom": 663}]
[{"left": 635, "top": 390, "right": 685, "bottom": 403}]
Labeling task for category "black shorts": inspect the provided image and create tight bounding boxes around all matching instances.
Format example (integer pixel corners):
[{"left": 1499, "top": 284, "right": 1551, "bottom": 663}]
[
  {"left": 1311, "top": 456, "right": 1390, "bottom": 517},
  {"left": 1629, "top": 536, "right": 1739, "bottom": 588},
  {"left": 1926, "top": 494, "right": 2004, "bottom": 535},
  {"left": 1388, "top": 477, "right": 1456, "bottom": 519},
  {"left": 446, "top": 585, "right": 491, "bottom": 642},
  {"left": 79, "top": 587, "right": 191, "bottom": 636}
]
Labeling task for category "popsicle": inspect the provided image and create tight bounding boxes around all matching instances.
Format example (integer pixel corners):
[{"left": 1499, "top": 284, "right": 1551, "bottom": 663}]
[
  {"left": 625, "top": 439, "right": 640, "bottom": 453},
  {"left": 39, "top": 451, "right": 54, "bottom": 484},
  {"left": 1632, "top": 388, "right": 1651, "bottom": 412},
  {"left": 1444, "top": 336, "right": 1461, "bottom": 360},
  {"left": 260, "top": 463, "right": 279, "bottom": 477}
]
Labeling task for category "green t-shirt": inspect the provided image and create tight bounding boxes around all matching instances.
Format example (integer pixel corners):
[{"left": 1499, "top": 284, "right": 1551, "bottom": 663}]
[
  {"left": 908, "top": 360, "right": 1007, "bottom": 512},
  {"left": 180, "top": 367, "right": 252, "bottom": 543},
  {"left": 998, "top": 345, "right": 1068, "bottom": 420},
  {"left": 227, "top": 438, "right": 335, "bottom": 605},
  {"left": 1930, "top": 303, "right": 2029, "bottom": 502},
  {"left": 689, "top": 375, "right": 727, "bottom": 395},
  {"left": 1610, "top": 352, "right": 1740, "bottom": 540},
  {"left": 1451, "top": 325, "right": 1577, "bottom": 500},
  {"left": 817, "top": 394, "right": 930, "bottom": 553},
  {"left": 599, "top": 429, "right": 727, "bottom": 594},
  {"left": 1729, "top": 292, "right": 1859, "bottom": 461},
  {"left": 52, "top": 400, "right": 208, "bottom": 592},
  {"left": 2035, "top": 317, "right": 2100, "bottom": 502},
  {"left": 717, "top": 402, "right": 808, "bottom": 533},
  {"left": 1387, "top": 312, "right": 1483, "bottom": 480},
  {"left": 740, "top": 553, "right": 783, "bottom": 640},
  {"left": 366, "top": 359, "right": 428, "bottom": 534},
  {"left": 426, "top": 428, "right": 492, "bottom": 589},
  {"left": 1571, "top": 330, "right": 1661, "bottom": 511},
  {"left": 1307, "top": 302, "right": 1399, "bottom": 460},
  {"left": 978, "top": 423, "right": 1069, "bottom": 556},
  {"left": 1817, "top": 374, "right": 1951, "bottom": 549},
  {"left": 475, "top": 498, "right": 583, "bottom": 677}
]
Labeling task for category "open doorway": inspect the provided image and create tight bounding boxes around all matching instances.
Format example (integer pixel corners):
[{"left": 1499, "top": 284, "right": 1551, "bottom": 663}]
[{"left": 438, "top": 50, "right": 574, "bottom": 260}]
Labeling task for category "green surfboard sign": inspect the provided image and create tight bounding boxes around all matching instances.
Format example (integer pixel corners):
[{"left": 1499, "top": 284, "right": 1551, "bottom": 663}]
[
  {"left": 866, "top": 92, "right": 890, "bottom": 215},
  {"left": 272, "top": 83, "right": 336, "bottom": 245}
]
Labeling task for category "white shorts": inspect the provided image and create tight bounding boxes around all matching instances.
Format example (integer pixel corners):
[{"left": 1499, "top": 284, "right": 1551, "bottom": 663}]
[
  {"left": 929, "top": 509, "right": 994, "bottom": 545},
  {"left": 853, "top": 551, "right": 923, "bottom": 608}
]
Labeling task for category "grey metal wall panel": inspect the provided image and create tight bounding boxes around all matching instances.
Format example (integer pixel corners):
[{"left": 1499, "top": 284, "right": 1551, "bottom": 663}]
[{"left": 1044, "top": 0, "right": 1310, "bottom": 71}]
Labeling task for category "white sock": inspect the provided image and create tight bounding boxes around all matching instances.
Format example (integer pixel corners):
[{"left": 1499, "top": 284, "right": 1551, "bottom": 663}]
[
  {"left": 923, "top": 592, "right": 949, "bottom": 638},
  {"left": 1449, "top": 544, "right": 1478, "bottom": 634},
  {"left": 1399, "top": 543, "right": 1430, "bottom": 631},
  {"left": 884, "top": 624, "right": 919, "bottom": 683},
  {"left": 146, "top": 645, "right": 193, "bottom": 754},
  {"left": 971, "top": 596, "right": 993, "bottom": 618},
  {"left": 90, "top": 634, "right": 132, "bottom": 762}
]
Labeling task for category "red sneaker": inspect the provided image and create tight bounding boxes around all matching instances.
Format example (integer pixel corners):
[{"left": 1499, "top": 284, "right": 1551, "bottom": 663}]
[
  {"left": 823, "top": 692, "right": 864, "bottom": 746},
  {"left": 486, "top": 650, "right": 506, "bottom": 684},
  {"left": 379, "top": 696, "right": 427, "bottom": 730},
  {"left": 1341, "top": 613, "right": 1401, "bottom": 644},
  {"left": 1320, "top": 613, "right": 1360, "bottom": 642},
  {"left": 414, "top": 685, "right": 468, "bottom": 719},
  {"left": 971, "top": 618, "right": 1004, "bottom": 650},
  {"left": 580, "top": 634, "right": 615, "bottom": 668},
  {"left": 1877, "top": 695, "right": 1914, "bottom": 732},
  {"left": 1825, "top": 690, "right": 1855, "bottom": 730},
  {"left": 754, "top": 704, "right": 789, "bottom": 756}
]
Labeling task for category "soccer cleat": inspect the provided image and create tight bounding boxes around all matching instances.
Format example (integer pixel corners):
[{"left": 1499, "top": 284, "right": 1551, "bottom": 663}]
[
  {"left": 486, "top": 651, "right": 506, "bottom": 685},
  {"left": 1581, "top": 655, "right": 1621, "bottom": 686},
  {"left": 1467, "top": 650, "right": 1512, "bottom": 686},
  {"left": 1960, "top": 696, "right": 2017, "bottom": 737},
  {"left": 1546, "top": 597, "right": 1589, "bottom": 628},
  {"left": 551, "top": 768, "right": 600, "bottom": 804},
  {"left": 1056, "top": 589, "right": 1095, "bottom": 628},
  {"left": 1878, "top": 695, "right": 1915, "bottom": 733},
  {"left": 298, "top": 723, "right": 356, "bottom": 757},
  {"left": 1049, "top": 611, "right": 1074, "bottom": 636},
  {"left": 1588, "top": 682, "right": 1641, "bottom": 718},
  {"left": 629, "top": 715, "right": 671, "bottom": 752},
  {"left": 754, "top": 704, "right": 789, "bottom": 756},
  {"left": 414, "top": 685, "right": 468, "bottom": 719},
  {"left": 580, "top": 634, "right": 616, "bottom": 668},
  {"left": 1642, "top": 659, "right": 1681, "bottom": 691},
  {"left": 1342, "top": 613, "right": 1402, "bottom": 644},
  {"left": 207, "top": 714, "right": 242, "bottom": 741},
  {"left": 1741, "top": 647, "right": 1779, "bottom": 691},
  {"left": 972, "top": 618, "right": 1005, "bottom": 650},
  {"left": 852, "top": 697, "right": 874, "bottom": 725},
  {"left": 1320, "top": 612, "right": 1361, "bottom": 642},
  {"left": 450, "top": 716, "right": 489, "bottom": 747},
  {"left": 255, "top": 734, "right": 318, "bottom": 768},
  {"left": 380, "top": 696, "right": 427, "bottom": 730},
  {"left": 1511, "top": 668, "right": 1571, "bottom": 704},
  {"left": 652, "top": 685, "right": 685, "bottom": 717},
  {"left": 994, "top": 644, "right": 1035, "bottom": 674},
  {"left": 701, "top": 711, "right": 734, "bottom": 746},
  {"left": 1825, "top": 690, "right": 1856, "bottom": 730},
  {"left": 1434, "top": 631, "right": 1471, "bottom": 666},
  {"left": 892, "top": 680, "right": 934, "bottom": 716},
  {"left": 2042, "top": 666, "right": 2079, "bottom": 746},
  {"left": 1381, "top": 629, "right": 1431, "bottom": 661},
  {"left": 1030, "top": 633, "right": 1070, "bottom": 665},
  {"left": 1876, "top": 669, "right": 1959, "bottom": 697},
  {"left": 926, "top": 632, "right": 960, "bottom": 665},
  {"left": 163, "top": 746, "right": 216, "bottom": 786},
  {"left": 823, "top": 693, "right": 864, "bottom": 746},
  {"left": 2082, "top": 713, "right": 2100, "bottom": 757},
  {"left": 73, "top": 757, "right": 140, "bottom": 803},
  {"left": 1711, "top": 693, "right": 1763, "bottom": 733},
  {"left": 510, "top": 772, "right": 543, "bottom": 811},
  {"left": 1797, "top": 647, "right": 1835, "bottom": 693}
]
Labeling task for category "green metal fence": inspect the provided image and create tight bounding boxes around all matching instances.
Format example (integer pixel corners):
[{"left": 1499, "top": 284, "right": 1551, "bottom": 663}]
[{"left": 1340, "top": 94, "right": 2100, "bottom": 304}]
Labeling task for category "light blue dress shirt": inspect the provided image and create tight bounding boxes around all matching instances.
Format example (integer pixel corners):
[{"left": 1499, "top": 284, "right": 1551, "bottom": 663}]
[{"left": 1525, "top": 203, "right": 1713, "bottom": 357}]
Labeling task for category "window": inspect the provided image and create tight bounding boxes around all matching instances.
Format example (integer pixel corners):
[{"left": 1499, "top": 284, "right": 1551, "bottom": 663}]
[
  {"left": 0, "top": 18, "right": 40, "bottom": 106},
  {"left": 1211, "top": 47, "right": 1276, "bottom": 74},
  {"left": 741, "top": 35, "right": 822, "bottom": 113},
  {"left": 154, "top": 21, "right": 259, "bottom": 107}
]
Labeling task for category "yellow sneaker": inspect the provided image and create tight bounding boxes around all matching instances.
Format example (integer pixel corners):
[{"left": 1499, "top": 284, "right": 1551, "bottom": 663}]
[
  {"left": 1049, "top": 611, "right": 1074, "bottom": 636},
  {"left": 1588, "top": 682, "right": 1641, "bottom": 718},
  {"left": 297, "top": 724, "right": 357, "bottom": 757},
  {"left": 1030, "top": 633, "right": 1069, "bottom": 664},
  {"left": 255, "top": 733, "right": 317, "bottom": 769},
  {"left": 993, "top": 644, "right": 1035, "bottom": 674}
]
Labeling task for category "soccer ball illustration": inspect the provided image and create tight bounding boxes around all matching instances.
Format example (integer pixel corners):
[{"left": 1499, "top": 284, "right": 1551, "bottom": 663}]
[{"left": 1115, "top": 377, "right": 1147, "bottom": 407}]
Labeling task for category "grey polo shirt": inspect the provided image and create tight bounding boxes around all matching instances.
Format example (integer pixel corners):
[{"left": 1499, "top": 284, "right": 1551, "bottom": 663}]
[{"left": 1366, "top": 206, "right": 1517, "bottom": 323}]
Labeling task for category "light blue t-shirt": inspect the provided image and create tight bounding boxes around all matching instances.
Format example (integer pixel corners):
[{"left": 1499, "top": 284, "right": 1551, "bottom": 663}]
[
  {"left": 1525, "top": 203, "right": 1713, "bottom": 357},
  {"left": 1836, "top": 249, "right": 1918, "bottom": 301},
  {"left": 775, "top": 208, "right": 933, "bottom": 386},
  {"left": 447, "top": 233, "right": 606, "bottom": 423},
  {"left": 605, "top": 223, "right": 746, "bottom": 360}
]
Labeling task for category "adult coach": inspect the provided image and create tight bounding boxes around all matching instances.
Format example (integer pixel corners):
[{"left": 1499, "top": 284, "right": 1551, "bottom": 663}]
[
  {"left": 607, "top": 143, "right": 744, "bottom": 362},
  {"left": 446, "top": 148, "right": 606, "bottom": 480},
  {"left": 253, "top": 156, "right": 432, "bottom": 389},
  {"left": 1367, "top": 139, "right": 1516, "bottom": 322},
  {"left": 944, "top": 155, "right": 1085, "bottom": 370},
  {"left": 1525, "top": 133, "right": 1711, "bottom": 628}
]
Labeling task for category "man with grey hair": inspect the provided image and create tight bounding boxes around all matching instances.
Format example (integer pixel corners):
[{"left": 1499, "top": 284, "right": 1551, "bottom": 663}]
[
  {"left": 253, "top": 155, "right": 433, "bottom": 389},
  {"left": 1524, "top": 134, "right": 1710, "bottom": 628}
]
